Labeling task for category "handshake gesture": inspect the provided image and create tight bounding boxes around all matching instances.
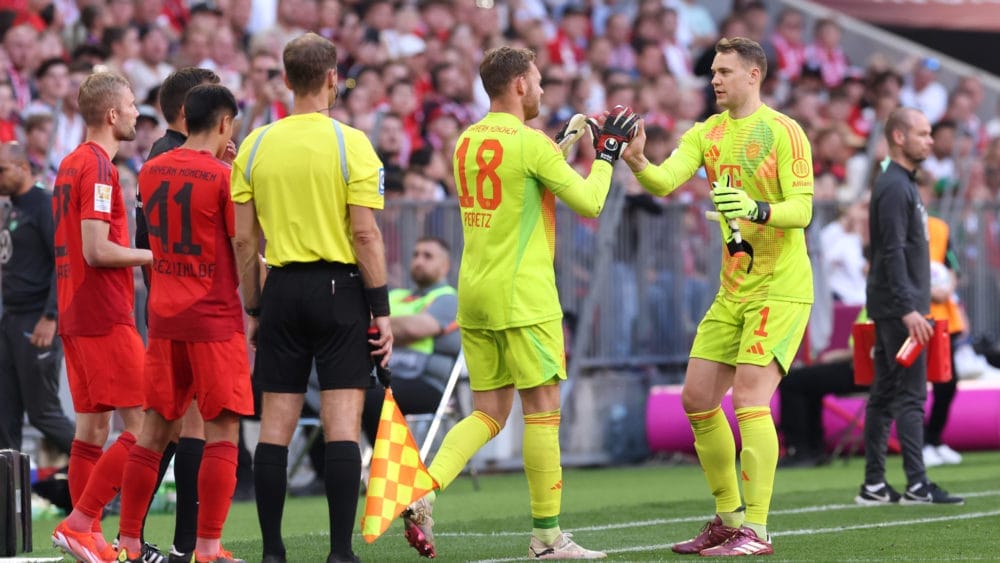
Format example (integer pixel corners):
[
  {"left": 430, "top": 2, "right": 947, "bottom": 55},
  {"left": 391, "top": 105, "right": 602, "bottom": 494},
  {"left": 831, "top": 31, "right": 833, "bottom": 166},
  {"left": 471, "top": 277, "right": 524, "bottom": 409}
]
[{"left": 555, "top": 105, "right": 641, "bottom": 164}]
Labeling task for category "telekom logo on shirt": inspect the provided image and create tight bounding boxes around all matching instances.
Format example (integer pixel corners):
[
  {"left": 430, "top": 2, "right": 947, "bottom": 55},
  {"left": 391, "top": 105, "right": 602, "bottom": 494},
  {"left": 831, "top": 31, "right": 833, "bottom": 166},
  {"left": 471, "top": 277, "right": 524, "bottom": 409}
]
[{"left": 718, "top": 164, "right": 742, "bottom": 187}]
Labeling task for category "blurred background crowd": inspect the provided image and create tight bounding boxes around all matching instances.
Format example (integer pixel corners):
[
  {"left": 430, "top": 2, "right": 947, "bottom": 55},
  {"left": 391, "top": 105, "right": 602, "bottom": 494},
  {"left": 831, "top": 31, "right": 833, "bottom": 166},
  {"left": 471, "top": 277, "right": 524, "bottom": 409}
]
[{"left": 3, "top": 0, "right": 1000, "bottom": 367}]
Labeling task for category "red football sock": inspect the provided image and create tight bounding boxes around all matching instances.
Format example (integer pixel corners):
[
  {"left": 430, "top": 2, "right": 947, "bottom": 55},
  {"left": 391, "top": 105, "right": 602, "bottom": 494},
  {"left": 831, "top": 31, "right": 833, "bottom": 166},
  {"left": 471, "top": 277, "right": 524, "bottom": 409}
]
[
  {"left": 75, "top": 432, "right": 136, "bottom": 519},
  {"left": 118, "top": 445, "right": 163, "bottom": 542},
  {"left": 68, "top": 439, "right": 103, "bottom": 505},
  {"left": 196, "top": 441, "right": 238, "bottom": 540}
]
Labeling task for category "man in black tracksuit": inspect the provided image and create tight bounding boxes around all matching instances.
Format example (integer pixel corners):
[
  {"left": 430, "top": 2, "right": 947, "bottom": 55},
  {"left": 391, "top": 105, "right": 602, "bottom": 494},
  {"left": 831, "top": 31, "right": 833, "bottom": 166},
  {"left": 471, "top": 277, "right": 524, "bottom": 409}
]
[
  {"left": 0, "top": 142, "right": 75, "bottom": 454},
  {"left": 858, "top": 107, "right": 962, "bottom": 505}
]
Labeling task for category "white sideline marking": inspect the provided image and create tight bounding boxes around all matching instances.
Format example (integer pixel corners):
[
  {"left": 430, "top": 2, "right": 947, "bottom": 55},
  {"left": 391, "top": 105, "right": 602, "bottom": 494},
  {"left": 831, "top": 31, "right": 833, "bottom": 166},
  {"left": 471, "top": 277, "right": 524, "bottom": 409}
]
[
  {"left": 472, "top": 510, "right": 1000, "bottom": 562},
  {"left": 438, "top": 489, "right": 1000, "bottom": 538}
]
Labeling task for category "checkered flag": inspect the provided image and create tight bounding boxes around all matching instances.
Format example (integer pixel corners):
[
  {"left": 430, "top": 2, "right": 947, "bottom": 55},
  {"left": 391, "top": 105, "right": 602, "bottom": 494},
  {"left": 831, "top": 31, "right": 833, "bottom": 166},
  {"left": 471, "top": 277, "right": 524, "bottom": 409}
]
[{"left": 361, "top": 388, "right": 438, "bottom": 543}]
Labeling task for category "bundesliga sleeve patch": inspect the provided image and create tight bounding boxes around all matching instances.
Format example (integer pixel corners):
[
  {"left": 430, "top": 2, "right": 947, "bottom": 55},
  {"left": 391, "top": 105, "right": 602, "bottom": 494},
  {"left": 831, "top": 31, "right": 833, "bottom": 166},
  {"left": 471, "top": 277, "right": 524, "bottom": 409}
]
[
  {"left": 94, "top": 183, "right": 113, "bottom": 213},
  {"left": 378, "top": 167, "right": 385, "bottom": 197}
]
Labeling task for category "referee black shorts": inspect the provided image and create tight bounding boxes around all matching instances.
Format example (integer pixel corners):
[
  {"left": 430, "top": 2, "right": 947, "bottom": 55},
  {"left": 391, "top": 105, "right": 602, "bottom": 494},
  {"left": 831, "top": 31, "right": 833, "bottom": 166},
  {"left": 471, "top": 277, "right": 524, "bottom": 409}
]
[{"left": 254, "top": 261, "right": 373, "bottom": 393}]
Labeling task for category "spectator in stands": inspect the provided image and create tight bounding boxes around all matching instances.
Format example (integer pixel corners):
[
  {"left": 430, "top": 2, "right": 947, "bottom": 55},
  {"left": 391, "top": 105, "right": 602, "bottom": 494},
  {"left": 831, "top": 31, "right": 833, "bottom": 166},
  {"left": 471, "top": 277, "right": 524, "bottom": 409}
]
[
  {"left": 0, "top": 82, "right": 17, "bottom": 142},
  {"left": 900, "top": 57, "right": 948, "bottom": 125},
  {"left": 820, "top": 198, "right": 868, "bottom": 306},
  {"left": 373, "top": 112, "right": 407, "bottom": 170},
  {"left": 805, "top": 18, "right": 849, "bottom": 89},
  {"left": 661, "top": 7, "right": 693, "bottom": 82},
  {"left": 676, "top": 0, "right": 719, "bottom": 52},
  {"left": 943, "top": 88, "right": 985, "bottom": 154},
  {"left": 604, "top": 13, "right": 636, "bottom": 75},
  {"left": 101, "top": 26, "right": 140, "bottom": 76},
  {"left": 540, "top": 68, "right": 575, "bottom": 129},
  {"left": 250, "top": 0, "right": 308, "bottom": 56},
  {"left": 22, "top": 112, "right": 55, "bottom": 187},
  {"left": 3, "top": 24, "right": 40, "bottom": 112},
  {"left": 923, "top": 120, "right": 959, "bottom": 197},
  {"left": 770, "top": 8, "right": 806, "bottom": 82},
  {"left": 105, "top": 0, "right": 136, "bottom": 27},
  {"left": 236, "top": 49, "right": 289, "bottom": 142},
  {"left": 26, "top": 58, "right": 84, "bottom": 171},
  {"left": 124, "top": 25, "right": 175, "bottom": 102}
]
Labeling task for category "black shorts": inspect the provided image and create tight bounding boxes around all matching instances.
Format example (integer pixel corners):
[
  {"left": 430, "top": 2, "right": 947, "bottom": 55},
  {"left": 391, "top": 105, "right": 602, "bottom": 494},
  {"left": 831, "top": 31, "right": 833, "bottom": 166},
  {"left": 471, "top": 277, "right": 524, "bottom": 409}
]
[{"left": 254, "top": 261, "right": 373, "bottom": 393}]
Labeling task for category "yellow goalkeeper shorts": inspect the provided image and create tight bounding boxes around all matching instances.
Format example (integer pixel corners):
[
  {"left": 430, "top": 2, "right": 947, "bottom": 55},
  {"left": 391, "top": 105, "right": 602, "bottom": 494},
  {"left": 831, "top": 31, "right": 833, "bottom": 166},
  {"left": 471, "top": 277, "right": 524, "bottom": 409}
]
[
  {"left": 689, "top": 294, "right": 810, "bottom": 374},
  {"left": 461, "top": 318, "right": 566, "bottom": 391}
]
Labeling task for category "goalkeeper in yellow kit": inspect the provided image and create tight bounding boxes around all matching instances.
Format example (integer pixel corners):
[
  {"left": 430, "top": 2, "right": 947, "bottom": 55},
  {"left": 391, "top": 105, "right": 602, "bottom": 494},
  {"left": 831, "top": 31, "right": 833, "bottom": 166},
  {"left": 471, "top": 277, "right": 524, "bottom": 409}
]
[
  {"left": 622, "top": 37, "right": 814, "bottom": 556},
  {"left": 400, "top": 46, "right": 637, "bottom": 560}
]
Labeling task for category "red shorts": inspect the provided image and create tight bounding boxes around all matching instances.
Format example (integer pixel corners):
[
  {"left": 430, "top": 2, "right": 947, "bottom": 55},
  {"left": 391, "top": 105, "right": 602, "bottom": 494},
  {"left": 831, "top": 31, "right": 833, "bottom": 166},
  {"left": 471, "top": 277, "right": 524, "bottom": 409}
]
[
  {"left": 144, "top": 332, "right": 253, "bottom": 421},
  {"left": 63, "top": 324, "right": 145, "bottom": 413}
]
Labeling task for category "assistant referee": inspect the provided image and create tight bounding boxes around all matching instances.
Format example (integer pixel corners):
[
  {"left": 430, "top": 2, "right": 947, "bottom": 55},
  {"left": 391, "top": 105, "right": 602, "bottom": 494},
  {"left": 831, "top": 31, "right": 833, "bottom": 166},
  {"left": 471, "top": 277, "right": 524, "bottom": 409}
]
[{"left": 231, "top": 33, "right": 393, "bottom": 563}]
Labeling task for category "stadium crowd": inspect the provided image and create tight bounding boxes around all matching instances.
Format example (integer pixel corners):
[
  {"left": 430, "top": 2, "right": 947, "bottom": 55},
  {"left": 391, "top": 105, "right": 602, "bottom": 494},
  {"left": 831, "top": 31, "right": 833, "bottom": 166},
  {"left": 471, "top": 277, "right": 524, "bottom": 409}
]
[{"left": 0, "top": 0, "right": 994, "bottom": 210}]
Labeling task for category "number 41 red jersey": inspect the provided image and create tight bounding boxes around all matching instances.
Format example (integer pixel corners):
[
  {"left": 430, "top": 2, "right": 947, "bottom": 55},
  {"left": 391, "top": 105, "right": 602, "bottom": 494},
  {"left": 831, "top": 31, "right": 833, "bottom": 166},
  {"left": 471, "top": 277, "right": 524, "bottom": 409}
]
[{"left": 138, "top": 148, "right": 243, "bottom": 341}]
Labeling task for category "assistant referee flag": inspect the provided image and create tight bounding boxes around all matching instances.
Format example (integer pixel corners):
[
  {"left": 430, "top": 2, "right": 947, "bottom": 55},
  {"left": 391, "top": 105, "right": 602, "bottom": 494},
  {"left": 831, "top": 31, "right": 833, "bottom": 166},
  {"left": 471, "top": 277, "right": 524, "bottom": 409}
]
[{"left": 361, "top": 389, "right": 438, "bottom": 543}]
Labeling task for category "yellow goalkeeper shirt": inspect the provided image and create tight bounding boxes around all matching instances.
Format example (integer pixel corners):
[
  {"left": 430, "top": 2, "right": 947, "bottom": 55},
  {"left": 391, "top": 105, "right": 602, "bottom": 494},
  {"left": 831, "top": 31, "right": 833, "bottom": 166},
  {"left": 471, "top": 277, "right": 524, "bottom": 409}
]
[
  {"left": 635, "top": 104, "right": 814, "bottom": 303},
  {"left": 454, "top": 111, "right": 613, "bottom": 329}
]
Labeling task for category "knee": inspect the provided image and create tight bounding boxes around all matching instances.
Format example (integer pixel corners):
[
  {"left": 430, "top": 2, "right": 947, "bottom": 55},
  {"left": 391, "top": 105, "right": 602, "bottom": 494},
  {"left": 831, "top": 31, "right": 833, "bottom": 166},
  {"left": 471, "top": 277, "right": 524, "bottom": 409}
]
[
  {"left": 681, "top": 387, "right": 716, "bottom": 414},
  {"left": 75, "top": 421, "right": 110, "bottom": 445}
]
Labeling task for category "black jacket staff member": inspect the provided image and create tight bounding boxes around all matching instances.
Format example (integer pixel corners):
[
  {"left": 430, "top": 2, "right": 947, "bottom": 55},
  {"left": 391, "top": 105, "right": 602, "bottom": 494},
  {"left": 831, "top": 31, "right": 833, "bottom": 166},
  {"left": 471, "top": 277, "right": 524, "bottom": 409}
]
[
  {"left": 231, "top": 33, "right": 393, "bottom": 563},
  {"left": 0, "top": 141, "right": 75, "bottom": 455},
  {"left": 859, "top": 107, "right": 962, "bottom": 506}
]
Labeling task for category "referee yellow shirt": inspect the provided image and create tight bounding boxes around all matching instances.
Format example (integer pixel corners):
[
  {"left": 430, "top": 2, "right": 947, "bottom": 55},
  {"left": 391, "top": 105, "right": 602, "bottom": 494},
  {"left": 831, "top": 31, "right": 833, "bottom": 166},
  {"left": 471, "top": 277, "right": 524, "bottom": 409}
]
[{"left": 231, "top": 112, "right": 384, "bottom": 266}]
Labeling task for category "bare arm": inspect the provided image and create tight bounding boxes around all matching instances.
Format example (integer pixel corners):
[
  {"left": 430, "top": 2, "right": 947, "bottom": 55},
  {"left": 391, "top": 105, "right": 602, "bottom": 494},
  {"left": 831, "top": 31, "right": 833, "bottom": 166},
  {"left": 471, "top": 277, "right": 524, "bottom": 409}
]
[
  {"left": 349, "top": 204, "right": 387, "bottom": 289},
  {"left": 350, "top": 204, "right": 393, "bottom": 364},
  {"left": 81, "top": 219, "right": 152, "bottom": 267},
  {"left": 391, "top": 313, "right": 441, "bottom": 347},
  {"left": 232, "top": 201, "right": 262, "bottom": 310}
]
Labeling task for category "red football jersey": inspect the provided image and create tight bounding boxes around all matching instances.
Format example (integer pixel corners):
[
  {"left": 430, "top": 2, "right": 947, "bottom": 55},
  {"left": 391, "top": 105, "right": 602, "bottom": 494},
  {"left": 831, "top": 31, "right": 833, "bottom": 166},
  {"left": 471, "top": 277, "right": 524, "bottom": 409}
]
[
  {"left": 138, "top": 148, "right": 243, "bottom": 341},
  {"left": 53, "top": 142, "right": 136, "bottom": 336}
]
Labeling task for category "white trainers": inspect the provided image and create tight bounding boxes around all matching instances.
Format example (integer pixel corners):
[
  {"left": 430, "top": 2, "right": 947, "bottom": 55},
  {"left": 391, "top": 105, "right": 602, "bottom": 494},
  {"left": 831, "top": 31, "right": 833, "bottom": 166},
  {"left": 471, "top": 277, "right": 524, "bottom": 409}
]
[
  {"left": 936, "top": 444, "right": 963, "bottom": 465},
  {"left": 922, "top": 444, "right": 943, "bottom": 467},
  {"left": 529, "top": 532, "right": 607, "bottom": 559}
]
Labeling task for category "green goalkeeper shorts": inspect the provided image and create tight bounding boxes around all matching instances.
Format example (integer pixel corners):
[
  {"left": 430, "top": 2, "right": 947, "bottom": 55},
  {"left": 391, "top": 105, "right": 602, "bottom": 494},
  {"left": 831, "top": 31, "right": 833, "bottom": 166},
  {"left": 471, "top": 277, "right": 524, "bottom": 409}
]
[
  {"left": 461, "top": 318, "right": 567, "bottom": 391},
  {"left": 689, "top": 293, "right": 811, "bottom": 374}
]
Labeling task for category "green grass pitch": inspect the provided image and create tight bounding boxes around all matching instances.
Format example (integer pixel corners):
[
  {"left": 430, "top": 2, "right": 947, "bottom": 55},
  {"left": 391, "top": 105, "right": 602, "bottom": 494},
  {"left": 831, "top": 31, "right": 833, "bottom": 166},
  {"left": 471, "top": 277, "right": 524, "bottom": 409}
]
[{"left": 32, "top": 451, "right": 1000, "bottom": 561}]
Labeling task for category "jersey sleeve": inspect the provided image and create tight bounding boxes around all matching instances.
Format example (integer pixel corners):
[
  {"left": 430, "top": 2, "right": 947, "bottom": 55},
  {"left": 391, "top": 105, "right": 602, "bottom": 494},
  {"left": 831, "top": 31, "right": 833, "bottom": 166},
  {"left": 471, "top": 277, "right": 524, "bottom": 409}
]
[
  {"left": 230, "top": 128, "right": 260, "bottom": 204},
  {"left": 529, "top": 130, "right": 612, "bottom": 218},
  {"left": 775, "top": 116, "right": 813, "bottom": 197},
  {"left": 76, "top": 157, "right": 114, "bottom": 223},
  {"left": 635, "top": 122, "right": 705, "bottom": 196},
  {"left": 344, "top": 129, "right": 385, "bottom": 210}
]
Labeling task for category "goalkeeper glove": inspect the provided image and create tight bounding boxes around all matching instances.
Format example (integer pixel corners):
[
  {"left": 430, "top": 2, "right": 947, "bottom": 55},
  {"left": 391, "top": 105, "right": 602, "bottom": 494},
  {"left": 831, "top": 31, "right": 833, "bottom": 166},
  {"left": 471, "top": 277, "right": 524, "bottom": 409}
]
[
  {"left": 593, "top": 105, "right": 640, "bottom": 164},
  {"left": 711, "top": 179, "right": 771, "bottom": 224},
  {"left": 555, "top": 113, "right": 591, "bottom": 157}
]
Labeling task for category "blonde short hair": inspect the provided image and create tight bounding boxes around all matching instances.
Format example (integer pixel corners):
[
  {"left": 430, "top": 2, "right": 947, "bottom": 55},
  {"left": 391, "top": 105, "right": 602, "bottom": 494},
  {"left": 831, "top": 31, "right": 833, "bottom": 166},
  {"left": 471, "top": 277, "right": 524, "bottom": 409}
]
[{"left": 78, "top": 72, "right": 131, "bottom": 126}]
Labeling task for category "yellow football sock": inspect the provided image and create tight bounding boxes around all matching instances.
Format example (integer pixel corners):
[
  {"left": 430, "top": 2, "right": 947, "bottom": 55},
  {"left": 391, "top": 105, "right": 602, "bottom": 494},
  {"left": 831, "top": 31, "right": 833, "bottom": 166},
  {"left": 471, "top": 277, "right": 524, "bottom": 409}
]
[
  {"left": 736, "top": 406, "right": 778, "bottom": 534},
  {"left": 688, "top": 407, "right": 742, "bottom": 515},
  {"left": 524, "top": 409, "right": 562, "bottom": 543},
  {"left": 427, "top": 410, "right": 500, "bottom": 491}
]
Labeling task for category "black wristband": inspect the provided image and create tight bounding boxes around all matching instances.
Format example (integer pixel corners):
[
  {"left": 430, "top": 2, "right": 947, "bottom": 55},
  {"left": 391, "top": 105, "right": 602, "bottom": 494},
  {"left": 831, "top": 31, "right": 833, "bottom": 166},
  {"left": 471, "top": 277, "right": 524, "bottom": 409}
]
[
  {"left": 752, "top": 201, "right": 771, "bottom": 224},
  {"left": 365, "top": 285, "right": 391, "bottom": 317},
  {"left": 244, "top": 306, "right": 260, "bottom": 317}
]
